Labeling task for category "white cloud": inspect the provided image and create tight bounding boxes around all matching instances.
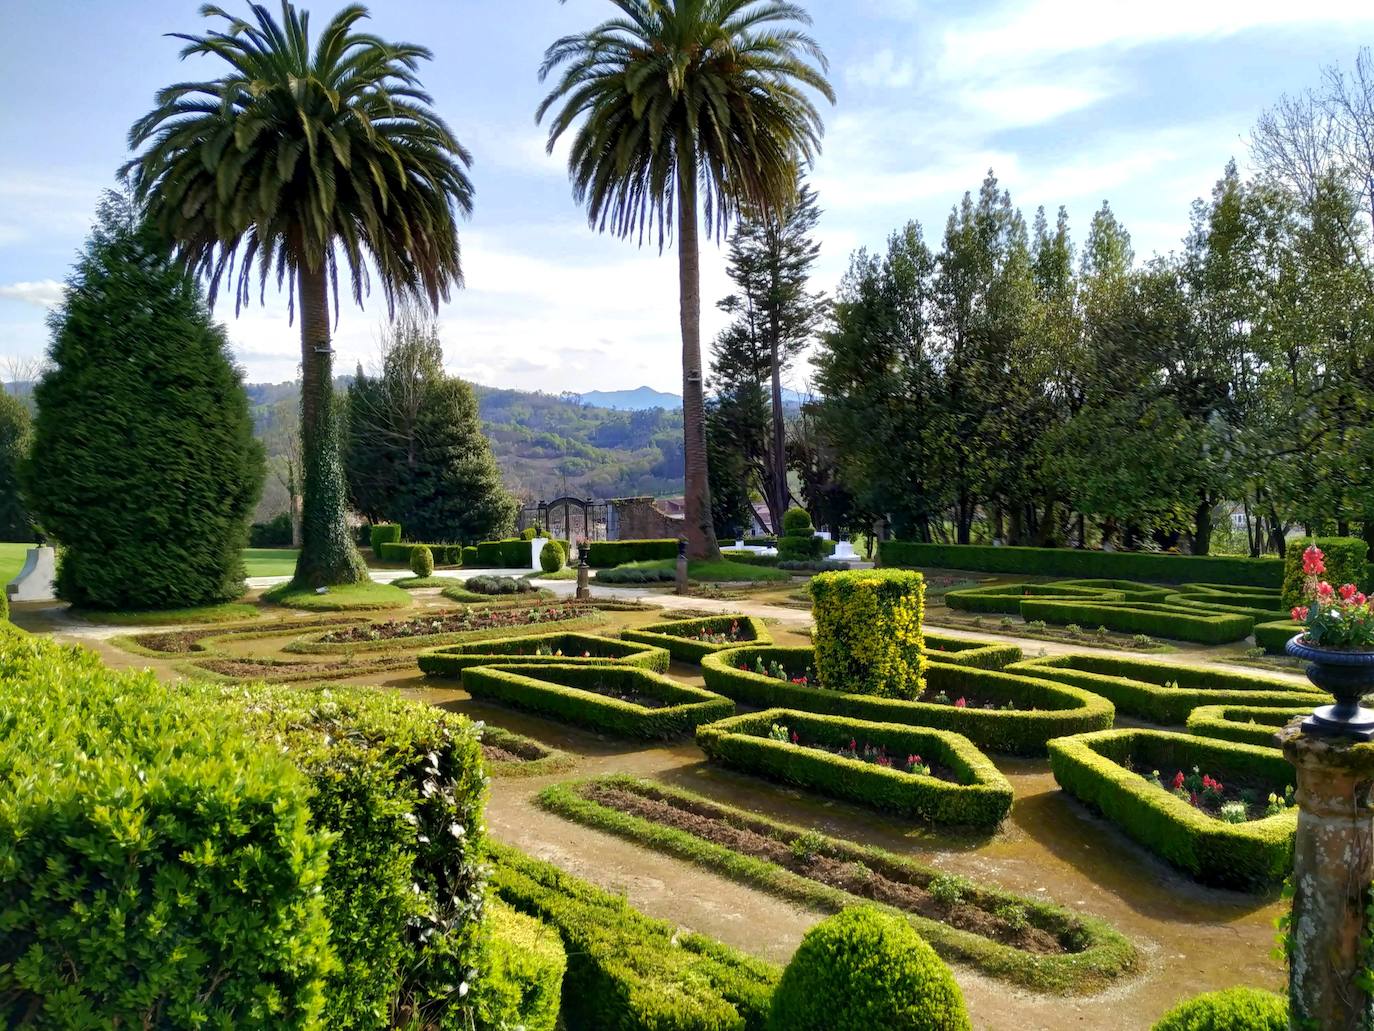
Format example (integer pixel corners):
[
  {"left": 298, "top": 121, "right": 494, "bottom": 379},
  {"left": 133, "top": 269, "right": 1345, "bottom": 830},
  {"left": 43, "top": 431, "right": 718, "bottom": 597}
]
[
  {"left": 846, "top": 49, "right": 917, "bottom": 89},
  {"left": 0, "top": 279, "right": 64, "bottom": 308}
]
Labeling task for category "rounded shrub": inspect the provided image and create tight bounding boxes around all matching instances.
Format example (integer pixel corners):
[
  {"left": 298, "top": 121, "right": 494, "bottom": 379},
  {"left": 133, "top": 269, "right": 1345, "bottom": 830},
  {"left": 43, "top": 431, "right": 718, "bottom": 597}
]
[
  {"left": 1151, "top": 987, "right": 1287, "bottom": 1031},
  {"left": 410, "top": 544, "right": 434, "bottom": 578},
  {"left": 540, "top": 539, "right": 566, "bottom": 573},
  {"left": 782, "top": 507, "right": 813, "bottom": 534},
  {"left": 766, "top": 907, "right": 970, "bottom": 1031}
]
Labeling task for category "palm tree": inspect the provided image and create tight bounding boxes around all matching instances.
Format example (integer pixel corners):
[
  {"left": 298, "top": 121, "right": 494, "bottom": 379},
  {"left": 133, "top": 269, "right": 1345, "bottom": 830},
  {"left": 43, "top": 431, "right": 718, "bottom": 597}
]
[
  {"left": 124, "top": 2, "right": 473, "bottom": 587},
  {"left": 537, "top": 0, "right": 833, "bottom": 559}
]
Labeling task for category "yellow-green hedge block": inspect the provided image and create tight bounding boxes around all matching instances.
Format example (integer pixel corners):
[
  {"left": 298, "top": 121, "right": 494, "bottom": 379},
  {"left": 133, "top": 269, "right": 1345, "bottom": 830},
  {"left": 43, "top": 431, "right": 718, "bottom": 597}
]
[{"left": 809, "top": 568, "right": 925, "bottom": 698}]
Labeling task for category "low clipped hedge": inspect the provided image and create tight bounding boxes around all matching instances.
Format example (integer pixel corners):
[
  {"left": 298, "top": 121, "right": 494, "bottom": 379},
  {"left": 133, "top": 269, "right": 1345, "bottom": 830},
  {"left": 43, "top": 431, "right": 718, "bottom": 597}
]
[
  {"left": 1017, "top": 598, "right": 1254, "bottom": 644},
  {"left": 463, "top": 545, "right": 479, "bottom": 567},
  {"left": 1254, "top": 619, "right": 1303, "bottom": 655},
  {"left": 1048, "top": 728, "right": 1297, "bottom": 889},
  {"left": 1009, "top": 652, "right": 1321, "bottom": 725},
  {"left": 1185, "top": 704, "right": 1308, "bottom": 748},
  {"left": 487, "top": 841, "right": 778, "bottom": 1031},
  {"left": 696, "top": 708, "right": 1013, "bottom": 826},
  {"left": 878, "top": 541, "right": 1285, "bottom": 587},
  {"left": 922, "top": 631, "right": 1021, "bottom": 669},
  {"left": 945, "top": 581, "right": 1123, "bottom": 614},
  {"left": 767, "top": 907, "right": 970, "bottom": 1031},
  {"left": 1151, "top": 986, "right": 1288, "bottom": 1030},
  {"left": 370, "top": 522, "right": 402, "bottom": 552},
  {"left": 419, "top": 632, "right": 670, "bottom": 677},
  {"left": 461, "top": 662, "right": 734, "bottom": 739},
  {"left": 475, "top": 541, "right": 504, "bottom": 567},
  {"left": 1051, "top": 578, "right": 1177, "bottom": 600},
  {"left": 538, "top": 775, "right": 1137, "bottom": 995},
  {"left": 377, "top": 541, "right": 464, "bottom": 566},
  {"left": 622, "top": 614, "right": 772, "bottom": 664},
  {"left": 1163, "top": 593, "right": 1289, "bottom": 623},
  {"left": 585, "top": 539, "right": 679, "bottom": 568},
  {"left": 471, "top": 900, "right": 566, "bottom": 1031},
  {"left": 702, "top": 647, "right": 1114, "bottom": 756}
]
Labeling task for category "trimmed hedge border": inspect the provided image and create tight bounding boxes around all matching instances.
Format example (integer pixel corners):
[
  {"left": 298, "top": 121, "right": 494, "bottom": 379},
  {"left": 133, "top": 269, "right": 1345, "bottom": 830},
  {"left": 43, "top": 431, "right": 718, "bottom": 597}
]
[
  {"left": 586, "top": 539, "right": 679, "bottom": 568},
  {"left": 1185, "top": 705, "right": 1308, "bottom": 748},
  {"left": 945, "top": 582, "right": 1124, "bottom": 614},
  {"left": 922, "top": 631, "right": 1022, "bottom": 670},
  {"left": 878, "top": 541, "right": 1285, "bottom": 587},
  {"left": 1008, "top": 653, "right": 1321, "bottom": 725},
  {"left": 1255, "top": 620, "right": 1303, "bottom": 655},
  {"left": 377, "top": 541, "right": 464, "bottom": 566},
  {"left": 702, "top": 647, "right": 1114, "bottom": 756},
  {"left": 1162, "top": 593, "right": 1290, "bottom": 623},
  {"left": 461, "top": 663, "right": 734, "bottom": 739},
  {"left": 420, "top": 632, "right": 670, "bottom": 678},
  {"left": 287, "top": 607, "right": 604, "bottom": 654},
  {"left": 177, "top": 653, "right": 415, "bottom": 684},
  {"left": 486, "top": 841, "right": 778, "bottom": 1031},
  {"left": 475, "top": 899, "right": 565, "bottom": 1031},
  {"left": 481, "top": 724, "right": 576, "bottom": 779},
  {"left": 1017, "top": 599, "right": 1254, "bottom": 644},
  {"left": 1048, "top": 728, "right": 1297, "bottom": 889},
  {"left": 695, "top": 708, "right": 1013, "bottom": 826},
  {"left": 621, "top": 614, "right": 772, "bottom": 664},
  {"left": 536, "top": 774, "right": 1138, "bottom": 995},
  {"left": 1050, "top": 579, "right": 1177, "bottom": 601}
]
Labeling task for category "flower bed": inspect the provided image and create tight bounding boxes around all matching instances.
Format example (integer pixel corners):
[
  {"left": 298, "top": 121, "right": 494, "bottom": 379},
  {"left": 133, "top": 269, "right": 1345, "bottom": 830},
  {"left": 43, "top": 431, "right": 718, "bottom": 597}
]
[
  {"left": 1017, "top": 599, "right": 1255, "bottom": 644},
  {"left": 289, "top": 603, "right": 598, "bottom": 653},
  {"left": 111, "top": 615, "right": 363, "bottom": 658},
  {"left": 1185, "top": 705, "right": 1309, "bottom": 748},
  {"left": 1008, "top": 653, "right": 1322, "bottom": 725},
  {"left": 419, "top": 632, "right": 669, "bottom": 678},
  {"left": 621, "top": 614, "right": 771, "bottom": 664},
  {"left": 460, "top": 663, "right": 734, "bottom": 739},
  {"left": 480, "top": 724, "right": 575, "bottom": 779},
  {"left": 923, "top": 631, "right": 1022, "bottom": 670},
  {"left": 535, "top": 775, "right": 1137, "bottom": 994},
  {"left": 181, "top": 653, "right": 415, "bottom": 683},
  {"left": 695, "top": 708, "right": 1013, "bottom": 826},
  {"left": 1047, "top": 728, "right": 1297, "bottom": 889},
  {"left": 487, "top": 841, "right": 777, "bottom": 1030},
  {"left": 701, "top": 646, "right": 1114, "bottom": 755}
]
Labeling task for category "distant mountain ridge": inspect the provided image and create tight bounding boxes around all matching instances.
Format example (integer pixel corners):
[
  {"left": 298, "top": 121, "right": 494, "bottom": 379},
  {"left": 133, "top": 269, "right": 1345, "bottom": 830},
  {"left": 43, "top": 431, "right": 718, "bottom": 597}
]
[{"left": 574, "top": 384, "right": 810, "bottom": 411}]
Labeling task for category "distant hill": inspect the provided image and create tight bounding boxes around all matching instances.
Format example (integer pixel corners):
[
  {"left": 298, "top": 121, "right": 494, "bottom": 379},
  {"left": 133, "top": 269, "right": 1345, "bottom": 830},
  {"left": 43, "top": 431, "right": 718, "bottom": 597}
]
[{"left": 576, "top": 385, "right": 682, "bottom": 411}]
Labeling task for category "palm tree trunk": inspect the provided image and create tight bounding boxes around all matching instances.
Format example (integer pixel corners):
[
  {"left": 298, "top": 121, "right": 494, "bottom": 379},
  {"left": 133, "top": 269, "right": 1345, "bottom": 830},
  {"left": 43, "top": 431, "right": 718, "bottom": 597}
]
[
  {"left": 293, "top": 263, "right": 368, "bottom": 587},
  {"left": 677, "top": 151, "right": 720, "bottom": 560}
]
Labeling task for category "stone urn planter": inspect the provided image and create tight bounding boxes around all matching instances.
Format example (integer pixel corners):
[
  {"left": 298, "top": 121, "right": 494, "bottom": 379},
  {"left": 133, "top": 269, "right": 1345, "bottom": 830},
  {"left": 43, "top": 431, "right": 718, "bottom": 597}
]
[{"left": 1287, "top": 634, "right": 1374, "bottom": 740}]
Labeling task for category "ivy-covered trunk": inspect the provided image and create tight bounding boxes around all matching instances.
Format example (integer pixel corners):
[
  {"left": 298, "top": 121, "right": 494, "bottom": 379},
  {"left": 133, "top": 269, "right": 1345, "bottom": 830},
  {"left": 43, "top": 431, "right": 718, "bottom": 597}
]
[
  {"left": 293, "top": 264, "right": 368, "bottom": 588},
  {"left": 677, "top": 151, "right": 720, "bottom": 561}
]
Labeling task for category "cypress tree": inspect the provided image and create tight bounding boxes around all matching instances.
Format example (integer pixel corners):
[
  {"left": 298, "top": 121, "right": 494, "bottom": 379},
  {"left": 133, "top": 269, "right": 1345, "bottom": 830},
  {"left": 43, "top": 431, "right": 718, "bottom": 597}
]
[
  {"left": 0, "top": 390, "right": 32, "bottom": 542},
  {"left": 28, "top": 193, "right": 264, "bottom": 610}
]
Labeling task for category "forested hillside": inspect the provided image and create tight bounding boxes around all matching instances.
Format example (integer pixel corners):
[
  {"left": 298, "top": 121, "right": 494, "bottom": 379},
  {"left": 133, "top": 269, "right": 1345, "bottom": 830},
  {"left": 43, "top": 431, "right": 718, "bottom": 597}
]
[{"left": 243, "top": 380, "right": 684, "bottom": 519}]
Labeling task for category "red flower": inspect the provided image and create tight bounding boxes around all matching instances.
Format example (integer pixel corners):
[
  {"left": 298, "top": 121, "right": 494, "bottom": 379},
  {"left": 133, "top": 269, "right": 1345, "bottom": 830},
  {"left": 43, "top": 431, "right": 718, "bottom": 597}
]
[
  {"left": 1357, "top": 593, "right": 1368, "bottom": 606},
  {"left": 1341, "top": 583, "right": 1359, "bottom": 602},
  {"left": 791, "top": 731, "right": 799, "bottom": 744},
  {"left": 954, "top": 697, "right": 967, "bottom": 708},
  {"left": 1303, "top": 545, "right": 1326, "bottom": 576},
  {"left": 1317, "top": 581, "right": 1335, "bottom": 601},
  {"left": 1292, "top": 605, "right": 1310, "bottom": 622},
  {"left": 1172, "top": 771, "right": 1185, "bottom": 790}
]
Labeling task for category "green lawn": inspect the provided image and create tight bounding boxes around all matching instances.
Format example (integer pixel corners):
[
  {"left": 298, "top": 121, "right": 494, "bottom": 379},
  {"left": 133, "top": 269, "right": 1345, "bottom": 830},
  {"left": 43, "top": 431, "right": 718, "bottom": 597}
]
[
  {"left": 262, "top": 579, "right": 412, "bottom": 611},
  {"left": 71, "top": 603, "right": 260, "bottom": 626},
  {"left": 0, "top": 542, "right": 31, "bottom": 585},
  {"left": 603, "top": 558, "right": 790, "bottom": 584},
  {"left": 242, "top": 548, "right": 300, "bottom": 577}
]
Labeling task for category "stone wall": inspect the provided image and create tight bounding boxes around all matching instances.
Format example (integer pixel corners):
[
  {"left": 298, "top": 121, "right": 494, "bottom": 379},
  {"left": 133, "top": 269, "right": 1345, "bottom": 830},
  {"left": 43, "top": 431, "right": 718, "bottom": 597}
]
[{"left": 609, "top": 497, "right": 684, "bottom": 541}]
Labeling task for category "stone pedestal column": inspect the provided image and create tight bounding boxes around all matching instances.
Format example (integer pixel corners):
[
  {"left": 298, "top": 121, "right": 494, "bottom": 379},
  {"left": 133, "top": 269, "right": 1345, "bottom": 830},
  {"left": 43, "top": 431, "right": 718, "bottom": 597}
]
[
  {"left": 575, "top": 550, "right": 589, "bottom": 601},
  {"left": 1279, "top": 722, "right": 1374, "bottom": 1030}
]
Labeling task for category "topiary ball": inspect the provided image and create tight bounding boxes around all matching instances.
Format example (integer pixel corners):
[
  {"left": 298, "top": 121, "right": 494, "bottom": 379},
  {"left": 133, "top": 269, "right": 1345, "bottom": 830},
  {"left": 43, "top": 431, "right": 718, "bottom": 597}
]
[
  {"left": 1151, "top": 987, "right": 1287, "bottom": 1031},
  {"left": 540, "top": 540, "right": 566, "bottom": 573},
  {"left": 766, "top": 907, "right": 970, "bottom": 1031},
  {"left": 782, "top": 507, "right": 813, "bottom": 535},
  {"left": 410, "top": 545, "right": 435, "bottom": 578}
]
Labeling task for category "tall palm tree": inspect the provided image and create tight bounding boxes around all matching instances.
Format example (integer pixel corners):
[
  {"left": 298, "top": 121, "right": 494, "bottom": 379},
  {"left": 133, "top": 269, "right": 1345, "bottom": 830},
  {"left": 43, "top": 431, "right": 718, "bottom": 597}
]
[
  {"left": 538, "top": 0, "right": 833, "bottom": 559},
  {"left": 124, "top": 2, "right": 473, "bottom": 587}
]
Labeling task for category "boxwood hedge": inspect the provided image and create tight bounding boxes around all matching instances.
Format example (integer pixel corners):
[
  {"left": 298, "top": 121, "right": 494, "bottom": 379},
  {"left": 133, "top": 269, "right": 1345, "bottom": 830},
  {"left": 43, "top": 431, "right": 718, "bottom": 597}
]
[
  {"left": 1050, "top": 579, "right": 1177, "bottom": 601},
  {"left": 922, "top": 631, "right": 1022, "bottom": 669},
  {"left": 1047, "top": 728, "right": 1297, "bottom": 889},
  {"left": 877, "top": 541, "right": 1285, "bottom": 587},
  {"left": 536, "top": 775, "right": 1138, "bottom": 995},
  {"left": 695, "top": 708, "right": 1013, "bottom": 826},
  {"left": 419, "top": 632, "right": 670, "bottom": 677},
  {"left": 471, "top": 899, "right": 566, "bottom": 1031},
  {"left": 1017, "top": 599, "right": 1254, "bottom": 644},
  {"left": 480, "top": 724, "right": 576, "bottom": 779},
  {"left": 622, "top": 614, "right": 772, "bottom": 664},
  {"left": 1008, "top": 653, "right": 1321, "bottom": 725},
  {"left": 461, "top": 662, "right": 734, "bottom": 739},
  {"left": 811, "top": 568, "right": 926, "bottom": 699},
  {"left": 944, "top": 581, "right": 1124, "bottom": 614},
  {"left": 1254, "top": 620, "right": 1303, "bottom": 655},
  {"left": 1162, "top": 593, "right": 1289, "bottom": 623},
  {"left": 701, "top": 647, "right": 1114, "bottom": 756},
  {"left": 377, "top": 541, "right": 464, "bottom": 566},
  {"left": 487, "top": 841, "right": 778, "bottom": 1031},
  {"left": 1184, "top": 705, "right": 1308, "bottom": 748},
  {"left": 585, "top": 538, "right": 679, "bottom": 568}
]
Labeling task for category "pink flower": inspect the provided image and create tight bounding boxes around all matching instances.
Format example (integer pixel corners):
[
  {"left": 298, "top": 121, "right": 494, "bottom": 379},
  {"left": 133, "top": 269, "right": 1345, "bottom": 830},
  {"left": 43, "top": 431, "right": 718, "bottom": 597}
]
[
  {"left": 1172, "top": 771, "right": 1186, "bottom": 790},
  {"left": 791, "top": 731, "right": 799, "bottom": 744},
  {"left": 1340, "top": 583, "right": 1359, "bottom": 602},
  {"left": 954, "top": 697, "right": 967, "bottom": 708},
  {"left": 1292, "top": 606, "right": 1310, "bottom": 622},
  {"left": 1317, "top": 581, "right": 1335, "bottom": 601},
  {"left": 1357, "top": 593, "right": 1368, "bottom": 606},
  {"left": 1303, "top": 545, "right": 1326, "bottom": 576}
]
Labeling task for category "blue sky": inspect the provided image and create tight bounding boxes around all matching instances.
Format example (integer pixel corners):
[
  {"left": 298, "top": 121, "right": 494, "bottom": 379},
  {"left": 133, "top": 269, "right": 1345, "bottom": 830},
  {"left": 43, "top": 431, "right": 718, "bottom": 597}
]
[{"left": 2, "top": 0, "right": 1372, "bottom": 393}]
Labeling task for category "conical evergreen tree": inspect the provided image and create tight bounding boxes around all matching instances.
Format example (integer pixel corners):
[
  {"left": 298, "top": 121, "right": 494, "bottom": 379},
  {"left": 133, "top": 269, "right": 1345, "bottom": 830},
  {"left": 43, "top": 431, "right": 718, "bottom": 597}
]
[
  {"left": 28, "top": 193, "right": 263, "bottom": 610},
  {"left": 0, "top": 390, "right": 33, "bottom": 542}
]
